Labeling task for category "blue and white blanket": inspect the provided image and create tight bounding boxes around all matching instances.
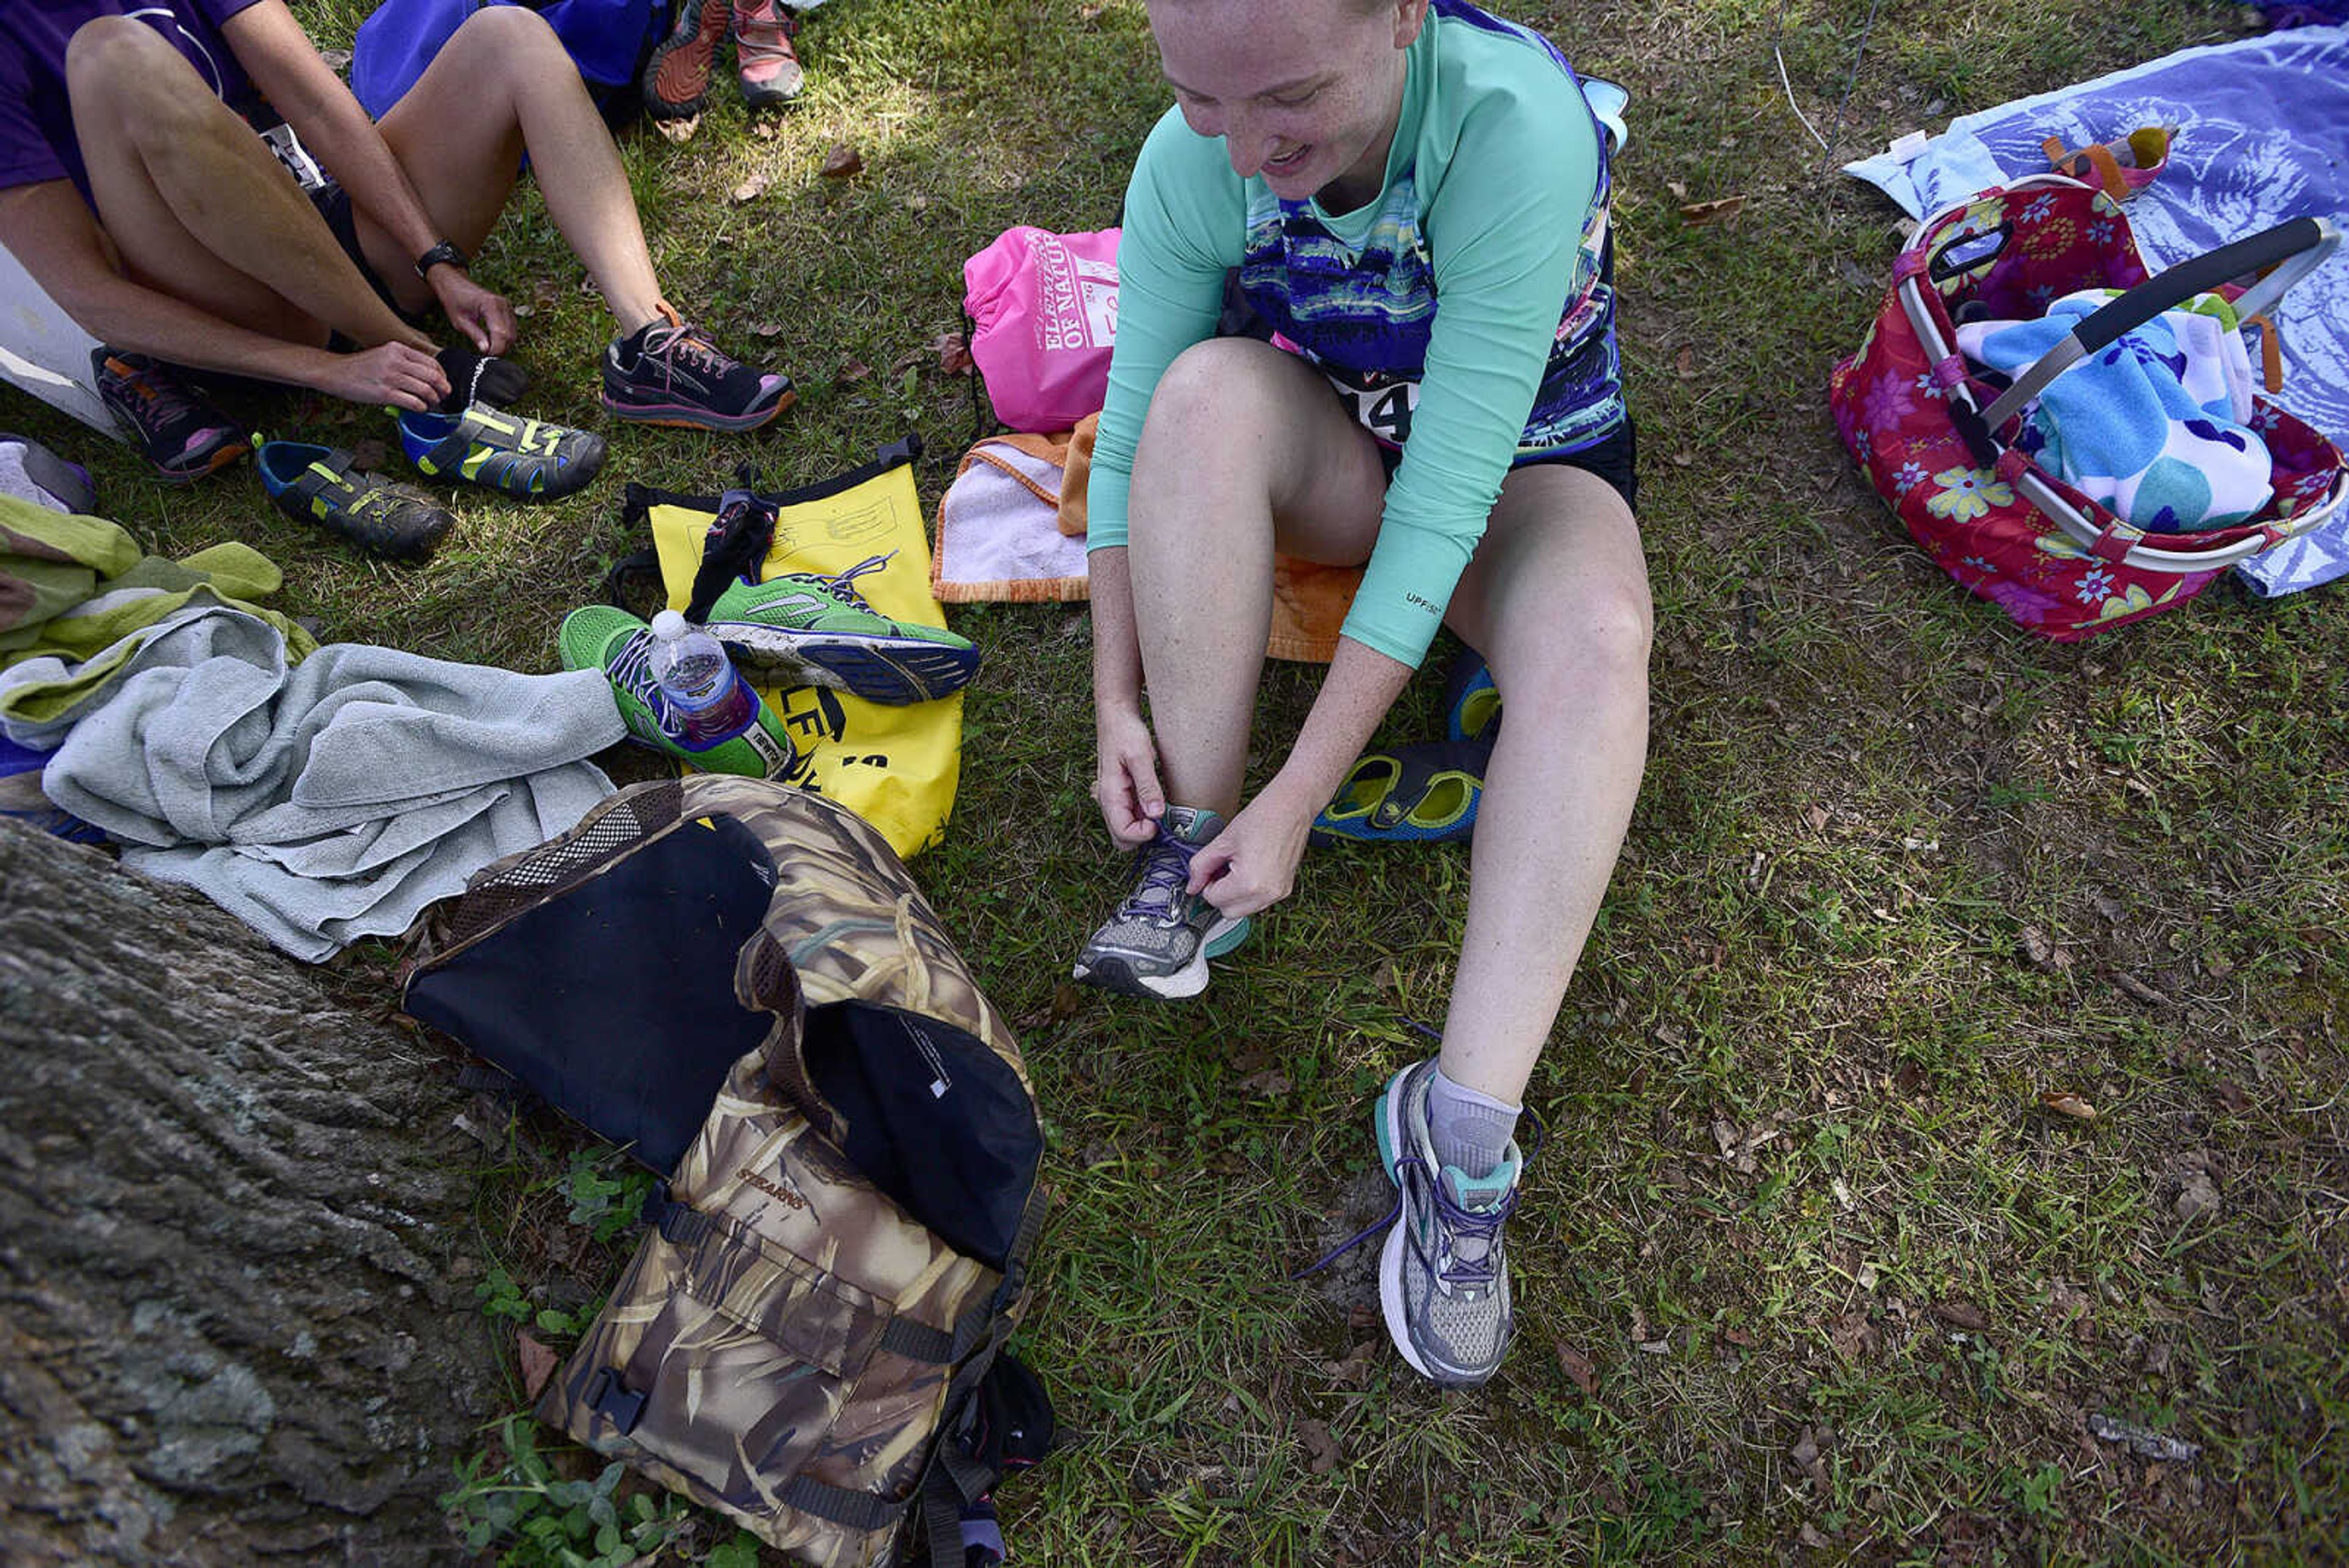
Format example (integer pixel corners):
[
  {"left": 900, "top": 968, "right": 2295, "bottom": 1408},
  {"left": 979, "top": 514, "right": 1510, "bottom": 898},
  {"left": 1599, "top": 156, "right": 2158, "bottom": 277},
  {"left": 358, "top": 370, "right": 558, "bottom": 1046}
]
[{"left": 1844, "top": 24, "right": 2349, "bottom": 596}]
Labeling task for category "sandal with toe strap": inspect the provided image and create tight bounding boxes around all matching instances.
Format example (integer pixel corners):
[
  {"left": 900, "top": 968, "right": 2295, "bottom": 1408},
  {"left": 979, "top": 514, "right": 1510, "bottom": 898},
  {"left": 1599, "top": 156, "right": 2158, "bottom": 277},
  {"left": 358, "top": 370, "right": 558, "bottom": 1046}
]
[{"left": 1311, "top": 739, "right": 1492, "bottom": 845}]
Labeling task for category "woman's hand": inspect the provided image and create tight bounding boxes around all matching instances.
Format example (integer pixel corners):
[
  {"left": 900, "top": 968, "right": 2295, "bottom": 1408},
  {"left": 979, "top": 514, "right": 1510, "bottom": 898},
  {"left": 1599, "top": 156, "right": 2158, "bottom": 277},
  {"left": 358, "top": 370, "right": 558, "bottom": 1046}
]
[
  {"left": 1094, "top": 701, "right": 1165, "bottom": 849},
  {"left": 1186, "top": 783, "right": 1318, "bottom": 920},
  {"left": 313, "top": 341, "right": 450, "bottom": 410}
]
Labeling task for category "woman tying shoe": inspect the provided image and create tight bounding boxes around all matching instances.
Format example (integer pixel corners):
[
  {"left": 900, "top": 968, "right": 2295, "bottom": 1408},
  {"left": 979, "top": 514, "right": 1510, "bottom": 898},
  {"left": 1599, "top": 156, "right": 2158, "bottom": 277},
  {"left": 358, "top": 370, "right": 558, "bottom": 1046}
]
[{"left": 1071, "top": 0, "right": 1649, "bottom": 1387}]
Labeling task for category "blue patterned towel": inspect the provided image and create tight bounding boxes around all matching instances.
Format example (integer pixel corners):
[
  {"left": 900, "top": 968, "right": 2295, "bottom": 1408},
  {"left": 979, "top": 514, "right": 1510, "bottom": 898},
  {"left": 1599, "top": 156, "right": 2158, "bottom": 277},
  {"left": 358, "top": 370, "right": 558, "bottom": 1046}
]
[
  {"left": 1844, "top": 24, "right": 2349, "bottom": 596},
  {"left": 1958, "top": 290, "right": 2272, "bottom": 533}
]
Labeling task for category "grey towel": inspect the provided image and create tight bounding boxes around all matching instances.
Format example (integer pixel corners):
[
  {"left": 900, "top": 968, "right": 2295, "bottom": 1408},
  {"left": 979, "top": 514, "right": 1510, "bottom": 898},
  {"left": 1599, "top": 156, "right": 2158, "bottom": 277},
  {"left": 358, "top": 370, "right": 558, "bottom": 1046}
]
[{"left": 40, "top": 605, "right": 626, "bottom": 960}]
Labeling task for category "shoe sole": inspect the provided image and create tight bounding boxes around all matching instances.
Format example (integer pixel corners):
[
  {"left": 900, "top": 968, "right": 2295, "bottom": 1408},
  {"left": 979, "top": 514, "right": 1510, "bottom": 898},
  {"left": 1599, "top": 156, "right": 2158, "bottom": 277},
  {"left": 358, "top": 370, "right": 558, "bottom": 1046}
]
[
  {"left": 599, "top": 385, "right": 796, "bottom": 433},
  {"left": 1070, "top": 915, "right": 1247, "bottom": 1000},
  {"left": 149, "top": 437, "right": 250, "bottom": 486},
  {"left": 715, "top": 624, "right": 979, "bottom": 705},
  {"left": 644, "top": 0, "right": 725, "bottom": 118},
  {"left": 1375, "top": 1064, "right": 1500, "bottom": 1389}
]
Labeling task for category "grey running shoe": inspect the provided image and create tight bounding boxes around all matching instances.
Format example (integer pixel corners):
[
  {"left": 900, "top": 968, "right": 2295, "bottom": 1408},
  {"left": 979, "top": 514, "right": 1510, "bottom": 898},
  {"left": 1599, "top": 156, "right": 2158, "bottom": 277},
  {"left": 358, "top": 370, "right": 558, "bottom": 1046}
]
[
  {"left": 1374, "top": 1057, "right": 1525, "bottom": 1386},
  {"left": 1071, "top": 806, "right": 1249, "bottom": 1000}
]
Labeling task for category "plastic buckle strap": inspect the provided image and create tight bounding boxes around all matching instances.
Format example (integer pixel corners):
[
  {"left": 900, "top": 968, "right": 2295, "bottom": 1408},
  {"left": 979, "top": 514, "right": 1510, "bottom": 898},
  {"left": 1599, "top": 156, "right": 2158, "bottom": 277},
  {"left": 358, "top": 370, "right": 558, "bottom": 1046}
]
[
  {"left": 645, "top": 1188, "right": 714, "bottom": 1247},
  {"left": 586, "top": 1369, "right": 647, "bottom": 1435},
  {"left": 880, "top": 1315, "right": 958, "bottom": 1364},
  {"left": 779, "top": 1474, "right": 905, "bottom": 1533}
]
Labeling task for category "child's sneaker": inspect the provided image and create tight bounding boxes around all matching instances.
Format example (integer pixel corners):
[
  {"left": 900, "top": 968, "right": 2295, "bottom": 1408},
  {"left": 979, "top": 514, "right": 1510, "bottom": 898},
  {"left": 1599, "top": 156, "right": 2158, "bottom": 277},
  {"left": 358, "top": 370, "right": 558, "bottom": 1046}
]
[
  {"left": 601, "top": 319, "right": 794, "bottom": 432},
  {"left": 91, "top": 349, "right": 247, "bottom": 484},
  {"left": 254, "top": 437, "right": 455, "bottom": 563},
  {"left": 1071, "top": 806, "right": 1249, "bottom": 999},
  {"left": 396, "top": 404, "right": 606, "bottom": 499},
  {"left": 732, "top": 0, "right": 804, "bottom": 106},
  {"left": 704, "top": 552, "right": 979, "bottom": 704},
  {"left": 558, "top": 605, "right": 798, "bottom": 779},
  {"left": 1373, "top": 1057, "right": 1525, "bottom": 1388},
  {"left": 642, "top": 0, "right": 731, "bottom": 119}
]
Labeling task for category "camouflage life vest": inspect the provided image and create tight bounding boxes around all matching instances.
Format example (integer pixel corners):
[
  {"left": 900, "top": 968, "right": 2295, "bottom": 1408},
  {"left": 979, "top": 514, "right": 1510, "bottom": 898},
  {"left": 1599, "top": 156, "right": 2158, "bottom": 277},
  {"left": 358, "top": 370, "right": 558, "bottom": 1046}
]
[{"left": 406, "top": 776, "right": 1048, "bottom": 1567}]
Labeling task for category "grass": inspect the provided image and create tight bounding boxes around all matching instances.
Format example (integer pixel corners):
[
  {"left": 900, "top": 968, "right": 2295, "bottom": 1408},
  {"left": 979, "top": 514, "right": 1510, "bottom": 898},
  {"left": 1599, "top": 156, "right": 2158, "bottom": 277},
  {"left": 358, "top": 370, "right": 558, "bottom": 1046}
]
[{"left": 10, "top": 0, "right": 2347, "bottom": 1561}]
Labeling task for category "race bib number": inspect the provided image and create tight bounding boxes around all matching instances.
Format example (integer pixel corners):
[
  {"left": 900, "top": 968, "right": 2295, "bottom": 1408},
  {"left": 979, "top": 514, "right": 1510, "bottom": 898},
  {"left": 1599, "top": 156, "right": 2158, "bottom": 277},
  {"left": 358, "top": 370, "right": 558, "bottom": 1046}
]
[
  {"left": 1329, "top": 373, "right": 1419, "bottom": 447},
  {"left": 257, "top": 121, "right": 328, "bottom": 193}
]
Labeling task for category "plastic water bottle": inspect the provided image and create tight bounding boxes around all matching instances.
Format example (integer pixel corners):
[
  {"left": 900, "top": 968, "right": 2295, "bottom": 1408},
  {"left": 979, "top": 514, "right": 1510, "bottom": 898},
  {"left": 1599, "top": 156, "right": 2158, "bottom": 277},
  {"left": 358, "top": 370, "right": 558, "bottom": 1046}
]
[{"left": 647, "top": 609, "right": 755, "bottom": 746}]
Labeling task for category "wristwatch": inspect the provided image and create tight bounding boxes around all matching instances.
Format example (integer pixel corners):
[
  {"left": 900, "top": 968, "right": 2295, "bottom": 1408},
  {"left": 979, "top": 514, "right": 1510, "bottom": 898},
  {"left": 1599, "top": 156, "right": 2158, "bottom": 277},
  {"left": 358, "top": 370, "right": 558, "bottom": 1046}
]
[{"left": 414, "top": 240, "right": 469, "bottom": 278}]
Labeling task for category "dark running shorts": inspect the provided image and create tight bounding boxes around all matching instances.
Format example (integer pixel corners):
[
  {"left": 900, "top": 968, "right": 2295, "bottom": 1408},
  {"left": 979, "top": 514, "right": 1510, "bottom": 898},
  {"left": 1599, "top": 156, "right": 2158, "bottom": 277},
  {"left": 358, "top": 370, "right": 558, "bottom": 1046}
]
[
  {"left": 1374, "top": 418, "right": 1639, "bottom": 515},
  {"left": 308, "top": 182, "right": 425, "bottom": 335}
]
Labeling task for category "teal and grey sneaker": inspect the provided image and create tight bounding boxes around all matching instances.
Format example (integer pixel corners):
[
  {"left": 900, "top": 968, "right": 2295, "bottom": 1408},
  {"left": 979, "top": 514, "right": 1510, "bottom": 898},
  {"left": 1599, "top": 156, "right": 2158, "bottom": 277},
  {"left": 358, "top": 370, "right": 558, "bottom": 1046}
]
[
  {"left": 558, "top": 605, "right": 798, "bottom": 780},
  {"left": 1070, "top": 805, "right": 1249, "bottom": 1000},
  {"left": 704, "top": 552, "right": 980, "bottom": 704},
  {"left": 1374, "top": 1057, "right": 1525, "bottom": 1387}
]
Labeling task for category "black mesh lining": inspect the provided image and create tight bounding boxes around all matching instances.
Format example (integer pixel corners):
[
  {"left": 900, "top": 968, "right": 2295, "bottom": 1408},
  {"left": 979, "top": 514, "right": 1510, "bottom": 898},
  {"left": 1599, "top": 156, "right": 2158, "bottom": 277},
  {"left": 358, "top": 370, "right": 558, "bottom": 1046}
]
[
  {"left": 800, "top": 1001, "right": 1042, "bottom": 1270},
  {"left": 405, "top": 811, "right": 778, "bottom": 1175}
]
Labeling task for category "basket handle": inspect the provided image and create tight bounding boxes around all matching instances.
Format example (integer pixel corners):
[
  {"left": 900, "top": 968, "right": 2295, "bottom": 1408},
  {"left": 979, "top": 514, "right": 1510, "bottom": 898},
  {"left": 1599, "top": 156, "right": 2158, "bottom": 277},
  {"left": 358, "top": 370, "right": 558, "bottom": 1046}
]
[{"left": 1979, "top": 216, "right": 2340, "bottom": 433}]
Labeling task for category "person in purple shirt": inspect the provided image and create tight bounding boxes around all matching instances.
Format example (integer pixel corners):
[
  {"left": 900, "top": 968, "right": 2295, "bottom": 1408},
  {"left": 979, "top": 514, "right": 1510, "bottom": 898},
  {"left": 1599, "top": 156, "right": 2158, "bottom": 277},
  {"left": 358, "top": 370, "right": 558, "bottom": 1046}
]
[{"left": 0, "top": 0, "right": 792, "bottom": 493}]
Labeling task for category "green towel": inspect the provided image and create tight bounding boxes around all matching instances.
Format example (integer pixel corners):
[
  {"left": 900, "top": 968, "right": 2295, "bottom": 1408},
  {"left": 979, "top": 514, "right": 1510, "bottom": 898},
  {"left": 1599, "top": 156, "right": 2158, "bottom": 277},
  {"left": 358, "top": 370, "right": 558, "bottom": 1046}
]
[{"left": 0, "top": 496, "right": 318, "bottom": 723}]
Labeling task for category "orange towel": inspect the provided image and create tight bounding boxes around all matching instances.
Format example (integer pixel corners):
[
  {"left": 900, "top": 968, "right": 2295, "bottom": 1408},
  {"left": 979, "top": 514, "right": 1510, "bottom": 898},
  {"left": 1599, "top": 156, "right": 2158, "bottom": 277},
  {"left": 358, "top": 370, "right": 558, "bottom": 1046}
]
[{"left": 933, "top": 418, "right": 1363, "bottom": 663}]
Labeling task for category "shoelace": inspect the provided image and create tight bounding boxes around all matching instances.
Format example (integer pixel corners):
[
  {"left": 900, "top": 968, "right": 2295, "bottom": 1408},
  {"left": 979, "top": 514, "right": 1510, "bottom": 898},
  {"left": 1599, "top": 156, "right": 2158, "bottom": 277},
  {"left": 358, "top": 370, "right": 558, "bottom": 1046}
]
[
  {"left": 1115, "top": 825, "right": 1204, "bottom": 926},
  {"left": 605, "top": 627, "right": 683, "bottom": 736},
  {"left": 1291, "top": 1045, "right": 1546, "bottom": 1286},
  {"left": 105, "top": 359, "right": 201, "bottom": 436},
  {"left": 800, "top": 551, "right": 899, "bottom": 611},
  {"left": 640, "top": 322, "right": 739, "bottom": 379}
]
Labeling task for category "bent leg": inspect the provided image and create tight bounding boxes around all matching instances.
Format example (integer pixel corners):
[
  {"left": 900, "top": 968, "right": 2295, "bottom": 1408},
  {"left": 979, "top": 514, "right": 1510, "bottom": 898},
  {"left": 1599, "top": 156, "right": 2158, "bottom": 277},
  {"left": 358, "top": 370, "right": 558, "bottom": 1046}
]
[
  {"left": 66, "top": 16, "right": 427, "bottom": 350},
  {"left": 1437, "top": 464, "right": 1651, "bottom": 1105},
  {"left": 366, "top": 6, "right": 662, "bottom": 330},
  {"left": 1126, "top": 337, "right": 1389, "bottom": 816}
]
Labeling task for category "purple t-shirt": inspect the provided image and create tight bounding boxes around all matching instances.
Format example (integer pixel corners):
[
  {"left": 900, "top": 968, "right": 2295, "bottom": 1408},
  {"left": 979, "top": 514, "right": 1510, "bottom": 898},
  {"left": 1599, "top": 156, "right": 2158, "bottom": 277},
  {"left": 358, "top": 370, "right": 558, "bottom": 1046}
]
[{"left": 1, "top": 0, "right": 265, "bottom": 200}]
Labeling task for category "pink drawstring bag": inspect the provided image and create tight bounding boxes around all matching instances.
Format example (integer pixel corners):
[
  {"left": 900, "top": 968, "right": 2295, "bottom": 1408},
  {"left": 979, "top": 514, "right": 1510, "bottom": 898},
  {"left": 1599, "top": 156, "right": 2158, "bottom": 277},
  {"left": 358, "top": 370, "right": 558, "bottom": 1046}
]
[{"left": 962, "top": 226, "right": 1121, "bottom": 434}]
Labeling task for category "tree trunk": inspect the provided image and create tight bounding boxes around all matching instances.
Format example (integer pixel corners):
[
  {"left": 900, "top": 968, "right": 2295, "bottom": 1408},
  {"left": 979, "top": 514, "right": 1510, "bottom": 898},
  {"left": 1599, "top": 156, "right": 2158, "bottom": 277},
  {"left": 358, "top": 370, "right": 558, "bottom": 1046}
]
[{"left": 0, "top": 819, "right": 492, "bottom": 1566}]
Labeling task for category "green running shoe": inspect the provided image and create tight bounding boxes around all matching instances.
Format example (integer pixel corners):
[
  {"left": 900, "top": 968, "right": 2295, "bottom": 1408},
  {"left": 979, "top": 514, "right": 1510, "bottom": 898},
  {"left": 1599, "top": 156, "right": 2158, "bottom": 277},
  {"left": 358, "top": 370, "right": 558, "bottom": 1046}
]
[
  {"left": 254, "top": 437, "right": 453, "bottom": 562},
  {"left": 558, "top": 605, "right": 799, "bottom": 779},
  {"left": 397, "top": 403, "right": 606, "bottom": 499},
  {"left": 704, "top": 552, "right": 980, "bottom": 704}
]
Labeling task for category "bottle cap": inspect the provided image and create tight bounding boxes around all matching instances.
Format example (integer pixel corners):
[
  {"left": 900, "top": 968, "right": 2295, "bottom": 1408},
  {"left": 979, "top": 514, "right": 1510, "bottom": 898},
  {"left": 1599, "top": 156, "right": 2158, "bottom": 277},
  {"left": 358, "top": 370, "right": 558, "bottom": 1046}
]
[{"left": 650, "top": 609, "right": 687, "bottom": 640}]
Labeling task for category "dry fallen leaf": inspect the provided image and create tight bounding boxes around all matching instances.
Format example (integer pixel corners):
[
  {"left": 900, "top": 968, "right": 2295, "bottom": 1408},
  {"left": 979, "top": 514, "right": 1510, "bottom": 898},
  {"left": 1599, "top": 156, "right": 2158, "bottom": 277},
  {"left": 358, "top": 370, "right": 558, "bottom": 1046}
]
[
  {"left": 821, "top": 142, "right": 864, "bottom": 179},
  {"left": 1790, "top": 1425, "right": 1830, "bottom": 1490},
  {"left": 516, "top": 1331, "right": 558, "bottom": 1401},
  {"left": 731, "top": 171, "right": 771, "bottom": 204},
  {"left": 1679, "top": 194, "right": 1747, "bottom": 226},
  {"left": 1297, "top": 1418, "right": 1341, "bottom": 1475},
  {"left": 1666, "top": 178, "right": 1689, "bottom": 199},
  {"left": 2040, "top": 1090, "right": 2097, "bottom": 1121},
  {"left": 934, "top": 330, "right": 974, "bottom": 375},
  {"left": 653, "top": 114, "right": 701, "bottom": 144},
  {"left": 1673, "top": 344, "right": 1698, "bottom": 379},
  {"left": 1554, "top": 1342, "right": 1597, "bottom": 1395},
  {"left": 837, "top": 357, "right": 873, "bottom": 384},
  {"left": 752, "top": 321, "right": 784, "bottom": 338},
  {"left": 351, "top": 437, "right": 387, "bottom": 472},
  {"left": 1238, "top": 1069, "right": 1293, "bottom": 1098},
  {"left": 1931, "top": 1299, "right": 1991, "bottom": 1332},
  {"left": 1805, "top": 804, "right": 1830, "bottom": 834},
  {"left": 1348, "top": 1302, "right": 1378, "bottom": 1332}
]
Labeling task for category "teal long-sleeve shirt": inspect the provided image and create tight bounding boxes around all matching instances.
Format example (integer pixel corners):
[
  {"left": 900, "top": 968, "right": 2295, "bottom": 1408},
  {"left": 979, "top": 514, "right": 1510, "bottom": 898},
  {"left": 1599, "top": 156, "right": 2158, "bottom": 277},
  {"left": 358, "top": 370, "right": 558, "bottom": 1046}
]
[{"left": 1086, "top": 2, "right": 1615, "bottom": 668}]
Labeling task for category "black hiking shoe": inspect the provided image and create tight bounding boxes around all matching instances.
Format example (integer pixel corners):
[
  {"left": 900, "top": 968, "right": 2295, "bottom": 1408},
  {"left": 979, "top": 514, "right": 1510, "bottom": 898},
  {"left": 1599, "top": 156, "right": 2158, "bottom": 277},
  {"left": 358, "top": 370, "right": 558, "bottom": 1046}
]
[
  {"left": 600, "top": 318, "right": 793, "bottom": 432},
  {"left": 255, "top": 437, "right": 455, "bottom": 563},
  {"left": 91, "top": 349, "right": 247, "bottom": 484}
]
